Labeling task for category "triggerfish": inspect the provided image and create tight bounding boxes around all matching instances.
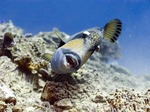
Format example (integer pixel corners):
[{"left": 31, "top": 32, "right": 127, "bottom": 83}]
[{"left": 50, "top": 19, "right": 122, "bottom": 74}]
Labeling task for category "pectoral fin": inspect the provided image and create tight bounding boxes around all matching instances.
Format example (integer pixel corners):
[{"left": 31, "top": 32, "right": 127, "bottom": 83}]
[{"left": 42, "top": 53, "right": 53, "bottom": 61}]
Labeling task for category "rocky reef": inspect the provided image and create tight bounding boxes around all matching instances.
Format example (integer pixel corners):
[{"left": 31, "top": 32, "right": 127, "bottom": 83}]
[{"left": 0, "top": 21, "right": 149, "bottom": 112}]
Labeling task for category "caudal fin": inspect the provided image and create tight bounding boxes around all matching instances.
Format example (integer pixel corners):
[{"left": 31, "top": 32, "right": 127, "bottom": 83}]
[{"left": 103, "top": 19, "right": 122, "bottom": 43}]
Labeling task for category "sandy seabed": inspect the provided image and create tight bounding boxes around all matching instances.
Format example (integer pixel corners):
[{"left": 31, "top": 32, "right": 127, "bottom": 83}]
[{"left": 0, "top": 21, "right": 149, "bottom": 112}]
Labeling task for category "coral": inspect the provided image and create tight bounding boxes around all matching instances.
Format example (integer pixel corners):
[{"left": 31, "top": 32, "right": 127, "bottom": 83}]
[
  {"left": 54, "top": 98, "right": 73, "bottom": 110},
  {"left": 2, "top": 32, "right": 14, "bottom": 48},
  {"left": 0, "top": 21, "right": 23, "bottom": 36},
  {"left": 0, "top": 80, "right": 17, "bottom": 112},
  {"left": 105, "top": 88, "right": 150, "bottom": 112},
  {"left": 0, "top": 22, "right": 55, "bottom": 81},
  {"left": 0, "top": 56, "right": 17, "bottom": 76},
  {"left": 10, "top": 36, "right": 54, "bottom": 88},
  {"left": 41, "top": 81, "right": 79, "bottom": 104},
  {"left": 0, "top": 32, "right": 14, "bottom": 58},
  {"left": 0, "top": 31, "right": 54, "bottom": 89},
  {"left": 0, "top": 21, "right": 150, "bottom": 112},
  {"left": 0, "top": 101, "right": 7, "bottom": 112},
  {"left": 12, "top": 106, "right": 23, "bottom": 112},
  {"left": 0, "top": 97, "right": 16, "bottom": 105}
]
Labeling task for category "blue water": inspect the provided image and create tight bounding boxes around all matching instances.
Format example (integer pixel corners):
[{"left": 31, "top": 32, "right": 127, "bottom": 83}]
[{"left": 0, "top": 0, "right": 150, "bottom": 75}]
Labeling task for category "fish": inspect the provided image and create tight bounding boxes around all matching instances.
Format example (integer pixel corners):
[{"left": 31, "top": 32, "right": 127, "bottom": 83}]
[{"left": 50, "top": 19, "right": 122, "bottom": 74}]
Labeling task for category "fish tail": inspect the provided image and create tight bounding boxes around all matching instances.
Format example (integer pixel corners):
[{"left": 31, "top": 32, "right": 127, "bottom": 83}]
[{"left": 102, "top": 19, "right": 122, "bottom": 43}]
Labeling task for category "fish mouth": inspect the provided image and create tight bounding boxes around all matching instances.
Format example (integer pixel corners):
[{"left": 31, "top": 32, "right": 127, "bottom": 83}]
[{"left": 66, "top": 55, "right": 78, "bottom": 68}]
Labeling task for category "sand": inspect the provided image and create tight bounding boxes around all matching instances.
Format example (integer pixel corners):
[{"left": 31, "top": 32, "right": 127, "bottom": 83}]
[{"left": 0, "top": 21, "right": 149, "bottom": 112}]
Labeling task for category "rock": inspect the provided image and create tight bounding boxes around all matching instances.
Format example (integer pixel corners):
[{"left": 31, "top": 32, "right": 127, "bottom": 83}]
[
  {"left": 92, "top": 95, "right": 106, "bottom": 103},
  {"left": 4, "top": 97, "right": 16, "bottom": 105},
  {"left": 24, "top": 107, "right": 35, "bottom": 112},
  {"left": 0, "top": 80, "right": 16, "bottom": 99},
  {"left": 0, "top": 20, "right": 150, "bottom": 112},
  {"left": 0, "top": 20, "right": 23, "bottom": 36},
  {"left": 12, "top": 105, "right": 23, "bottom": 112},
  {"left": 105, "top": 88, "right": 150, "bottom": 111},
  {"left": 41, "top": 81, "right": 79, "bottom": 104},
  {"left": 0, "top": 101, "right": 7, "bottom": 112},
  {"left": 54, "top": 98, "right": 73, "bottom": 109}
]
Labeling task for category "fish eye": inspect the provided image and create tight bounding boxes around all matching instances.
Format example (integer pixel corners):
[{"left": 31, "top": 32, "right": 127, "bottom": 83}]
[
  {"left": 66, "top": 56, "right": 77, "bottom": 68},
  {"left": 82, "top": 31, "right": 90, "bottom": 38},
  {"left": 83, "top": 31, "right": 90, "bottom": 36}
]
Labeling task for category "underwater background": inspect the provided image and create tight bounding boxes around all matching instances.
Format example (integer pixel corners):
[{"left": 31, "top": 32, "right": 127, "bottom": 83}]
[{"left": 0, "top": 0, "right": 150, "bottom": 75}]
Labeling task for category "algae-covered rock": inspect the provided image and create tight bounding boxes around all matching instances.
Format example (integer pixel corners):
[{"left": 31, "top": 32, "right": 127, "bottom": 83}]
[
  {"left": 0, "top": 21, "right": 149, "bottom": 112},
  {"left": 0, "top": 21, "right": 23, "bottom": 36}
]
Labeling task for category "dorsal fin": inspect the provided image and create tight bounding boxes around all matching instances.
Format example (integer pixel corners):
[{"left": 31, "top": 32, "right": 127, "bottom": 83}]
[
  {"left": 53, "top": 27, "right": 63, "bottom": 40},
  {"left": 53, "top": 27, "right": 69, "bottom": 47},
  {"left": 103, "top": 19, "right": 122, "bottom": 43}
]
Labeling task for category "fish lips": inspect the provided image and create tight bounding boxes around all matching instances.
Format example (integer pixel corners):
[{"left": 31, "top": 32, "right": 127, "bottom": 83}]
[
  {"left": 65, "top": 54, "right": 79, "bottom": 69},
  {"left": 51, "top": 48, "right": 81, "bottom": 74}
]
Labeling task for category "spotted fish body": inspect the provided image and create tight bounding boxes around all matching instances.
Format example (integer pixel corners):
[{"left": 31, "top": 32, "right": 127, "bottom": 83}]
[{"left": 51, "top": 19, "right": 122, "bottom": 74}]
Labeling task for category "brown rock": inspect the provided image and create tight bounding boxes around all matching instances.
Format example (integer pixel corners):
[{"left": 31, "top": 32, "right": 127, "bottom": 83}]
[
  {"left": 41, "top": 81, "right": 78, "bottom": 104},
  {"left": 4, "top": 97, "right": 16, "bottom": 105},
  {"left": 12, "top": 105, "right": 23, "bottom": 112}
]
